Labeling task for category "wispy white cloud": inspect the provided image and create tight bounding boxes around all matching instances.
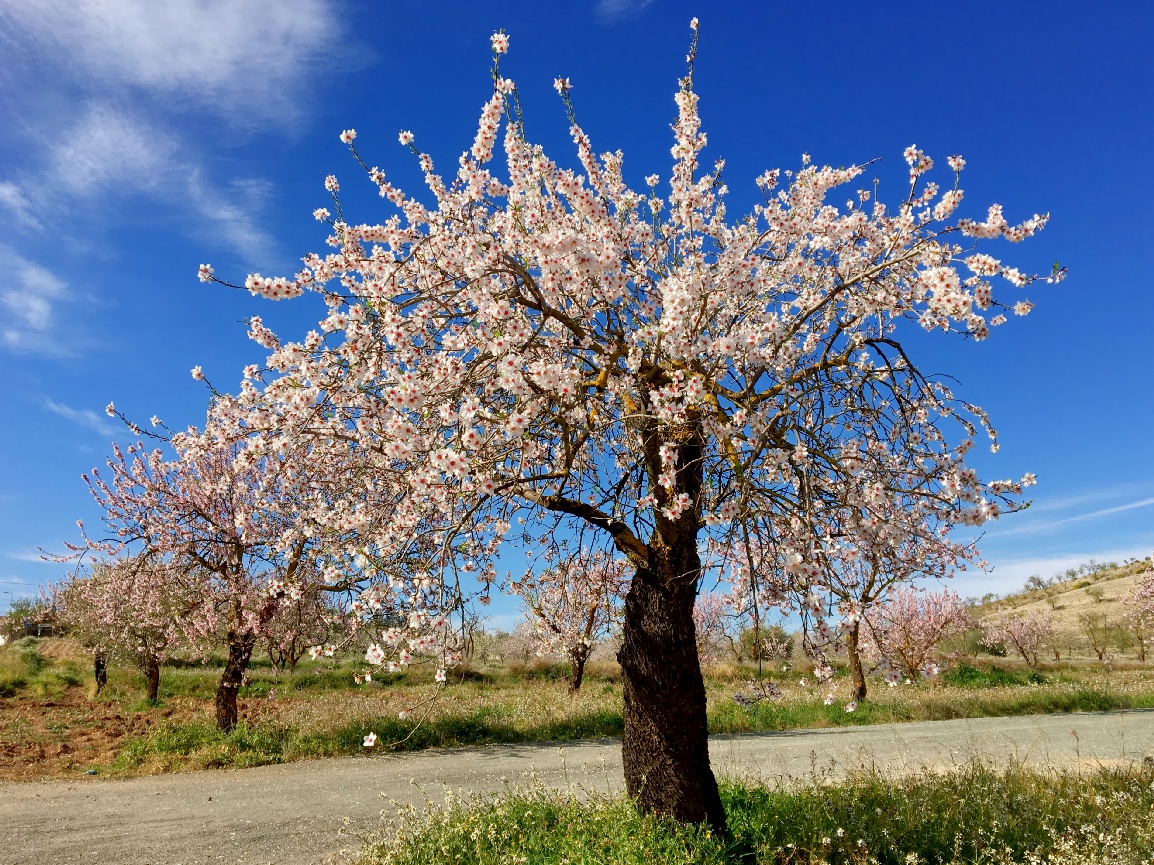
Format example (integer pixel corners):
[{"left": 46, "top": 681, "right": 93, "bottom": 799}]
[
  {"left": 42, "top": 397, "right": 117, "bottom": 437},
  {"left": 0, "top": 1, "right": 351, "bottom": 274},
  {"left": 48, "top": 103, "right": 177, "bottom": 197},
  {"left": 1023, "top": 483, "right": 1151, "bottom": 515},
  {"left": 597, "top": 0, "right": 656, "bottom": 20},
  {"left": 4, "top": 550, "right": 53, "bottom": 564},
  {"left": 0, "top": 246, "right": 70, "bottom": 354},
  {"left": 0, "top": 0, "right": 344, "bottom": 123},
  {"left": 35, "top": 104, "right": 275, "bottom": 265},
  {"left": 0, "top": 181, "right": 42, "bottom": 230},
  {"left": 186, "top": 171, "right": 276, "bottom": 264},
  {"left": 989, "top": 496, "right": 1154, "bottom": 538}
]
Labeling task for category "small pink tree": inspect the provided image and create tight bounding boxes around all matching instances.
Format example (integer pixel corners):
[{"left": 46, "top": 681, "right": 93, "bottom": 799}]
[
  {"left": 55, "top": 556, "right": 195, "bottom": 699},
  {"left": 982, "top": 610, "right": 1054, "bottom": 668},
  {"left": 860, "top": 586, "right": 971, "bottom": 681},
  {"left": 727, "top": 496, "right": 976, "bottom": 703},
  {"left": 692, "top": 591, "right": 733, "bottom": 664},
  {"left": 510, "top": 548, "right": 630, "bottom": 692},
  {"left": 73, "top": 422, "right": 329, "bottom": 730},
  {"left": 1124, "top": 567, "right": 1154, "bottom": 661}
]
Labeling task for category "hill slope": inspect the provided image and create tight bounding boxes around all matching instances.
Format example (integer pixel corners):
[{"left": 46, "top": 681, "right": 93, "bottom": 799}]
[{"left": 972, "top": 558, "right": 1152, "bottom": 660}]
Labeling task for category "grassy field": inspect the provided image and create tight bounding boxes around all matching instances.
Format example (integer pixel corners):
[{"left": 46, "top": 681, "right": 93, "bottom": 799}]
[
  {"left": 358, "top": 761, "right": 1154, "bottom": 864},
  {"left": 3, "top": 635, "right": 1154, "bottom": 780}
]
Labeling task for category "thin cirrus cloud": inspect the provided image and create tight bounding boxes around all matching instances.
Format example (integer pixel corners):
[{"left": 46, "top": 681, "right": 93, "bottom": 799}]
[
  {"left": 42, "top": 398, "right": 117, "bottom": 438},
  {"left": 0, "top": 246, "right": 70, "bottom": 354},
  {"left": 0, "top": 182, "right": 42, "bottom": 231},
  {"left": 47, "top": 103, "right": 178, "bottom": 198},
  {"left": 39, "top": 104, "right": 275, "bottom": 263},
  {"left": 0, "top": 0, "right": 349, "bottom": 277},
  {"left": 0, "top": 0, "right": 345, "bottom": 123},
  {"left": 5, "top": 550, "right": 54, "bottom": 564},
  {"left": 987, "top": 496, "right": 1154, "bottom": 539},
  {"left": 597, "top": 0, "right": 656, "bottom": 20},
  {"left": 185, "top": 170, "right": 277, "bottom": 265}
]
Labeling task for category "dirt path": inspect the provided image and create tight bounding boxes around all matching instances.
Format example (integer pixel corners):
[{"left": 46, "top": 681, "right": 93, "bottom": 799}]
[{"left": 2, "top": 709, "right": 1151, "bottom": 865}]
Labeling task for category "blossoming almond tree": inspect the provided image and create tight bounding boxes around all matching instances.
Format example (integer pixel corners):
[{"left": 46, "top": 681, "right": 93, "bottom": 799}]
[
  {"left": 197, "top": 22, "right": 1057, "bottom": 829},
  {"left": 691, "top": 590, "right": 733, "bottom": 664},
  {"left": 73, "top": 421, "right": 330, "bottom": 731},
  {"left": 509, "top": 547, "right": 630, "bottom": 692},
  {"left": 859, "top": 585, "right": 971, "bottom": 682},
  {"left": 54, "top": 556, "right": 194, "bottom": 700},
  {"left": 1125, "top": 566, "right": 1154, "bottom": 661},
  {"left": 982, "top": 610, "right": 1054, "bottom": 668},
  {"left": 784, "top": 493, "right": 978, "bottom": 703}
]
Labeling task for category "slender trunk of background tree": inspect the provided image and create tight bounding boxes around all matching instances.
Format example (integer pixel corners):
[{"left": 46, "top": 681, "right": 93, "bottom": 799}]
[
  {"left": 215, "top": 632, "right": 255, "bottom": 732},
  {"left": 567, "top": 644, "right": 589, "bottom": 694},
  {"left": 93, "top": 654, "right": 107, "bottom": 694},
  {"left": 287, "top": 635, "right": 300, "bottom": 673},
  {"left": 141, "top": 652, "right": 161, "bottom": 702},
  {"left": 848, "top": 621, "right": 867, "bottom": 702}
]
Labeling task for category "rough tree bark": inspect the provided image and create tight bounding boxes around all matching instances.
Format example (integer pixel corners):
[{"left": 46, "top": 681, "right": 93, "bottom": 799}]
[
  {"left": 847, "top": 621, "right": 868, "bottom": 702},
  {"left": 141, "top": 652, "right": 161, "bottom": 702},
  {"left": 215, "top": 632, "right": 256, "bottom": 732},
  {"left": 567, "top": 644, "right": 590, "bottom": 695},
  {"left": 615, "top": 421, "right": 727, "bottom": 834},
  {"left": 93, "top": 654, "right": 107, "bottom": 695}
]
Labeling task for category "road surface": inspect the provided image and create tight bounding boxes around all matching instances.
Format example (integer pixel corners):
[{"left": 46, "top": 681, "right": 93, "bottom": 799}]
[{"left": 2, "top": 709, "right": 1151, "bottom": 865}]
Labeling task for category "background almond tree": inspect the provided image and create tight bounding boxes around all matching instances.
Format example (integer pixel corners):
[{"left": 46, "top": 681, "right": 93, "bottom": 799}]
[
  {"left": 508, "top": 546, "right": 630, "bottom": 693},
  {"left": 55, "top": 556, "right": 195, "bottom": 700},
  {"left": 859, "top": 586, "right": 972, "bottom": 682},
  {"left": 71, "top": 425, "right": 333, "bottom": 731}
]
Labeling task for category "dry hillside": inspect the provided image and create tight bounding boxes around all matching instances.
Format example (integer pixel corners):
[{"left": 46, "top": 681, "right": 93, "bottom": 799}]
[{"left": 971, "top": 558, "right": 1153, "bottom": 661}]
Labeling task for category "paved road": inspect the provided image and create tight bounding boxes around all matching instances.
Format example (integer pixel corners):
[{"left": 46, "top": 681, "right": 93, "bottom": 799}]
[{"left": 2, "top": 710, "right": 1152, "bottom": 865}]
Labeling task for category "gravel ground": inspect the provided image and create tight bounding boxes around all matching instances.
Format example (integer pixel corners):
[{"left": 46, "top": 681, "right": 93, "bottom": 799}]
[{"left": 2, "top": 709, "right": 1151, "bottom": 865}]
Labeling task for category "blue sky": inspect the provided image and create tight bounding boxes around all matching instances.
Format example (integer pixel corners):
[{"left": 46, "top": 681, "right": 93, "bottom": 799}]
[{"left": 1, "top": 0, "right": 1151, "bottom": 625}]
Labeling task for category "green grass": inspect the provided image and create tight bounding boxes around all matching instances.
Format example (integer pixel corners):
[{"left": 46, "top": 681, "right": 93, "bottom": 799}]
[
  {"left": 942, "top": 662, "right": 1049, "bottom": 688},
  {"left": 113, "top": 707, "right": 626, "bottom": 771},
  {"left": 98, "top": 658, "right": 1154, "bottom": 774},
  {"left": 707, "top": 682, "right": 1154, "bottom": 735},
  {"left": 113, "top": 721, "right": 291, "bottom": 771},
  {"left": 9, "top": 639, "right": 1154, "bottom": 779},
  {"left": 359, "top": 762, "right": 1154, "bottom": 864},
  {"left": 0, "top": 638, "right": 84, "bottom": 697}
]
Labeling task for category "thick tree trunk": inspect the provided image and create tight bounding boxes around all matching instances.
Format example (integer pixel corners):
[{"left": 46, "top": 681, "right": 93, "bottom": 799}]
[
  {"left": 142, "top": 653, "right": 161, "bottom": 703},
  {"left": 848, "top": 622, "right": 867, "bottom": 702},
  {"left": 618, "top": 558, "right": 726, "bottom": 833},
  {"left": 215, "top": 633, "right": 255, "bottom": 732},
  {"left": 93, "top": 654, "right": 107, "bottom": 694},
  {"left": 567, "top": 645, "right": 589, "bottom": 694}
]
